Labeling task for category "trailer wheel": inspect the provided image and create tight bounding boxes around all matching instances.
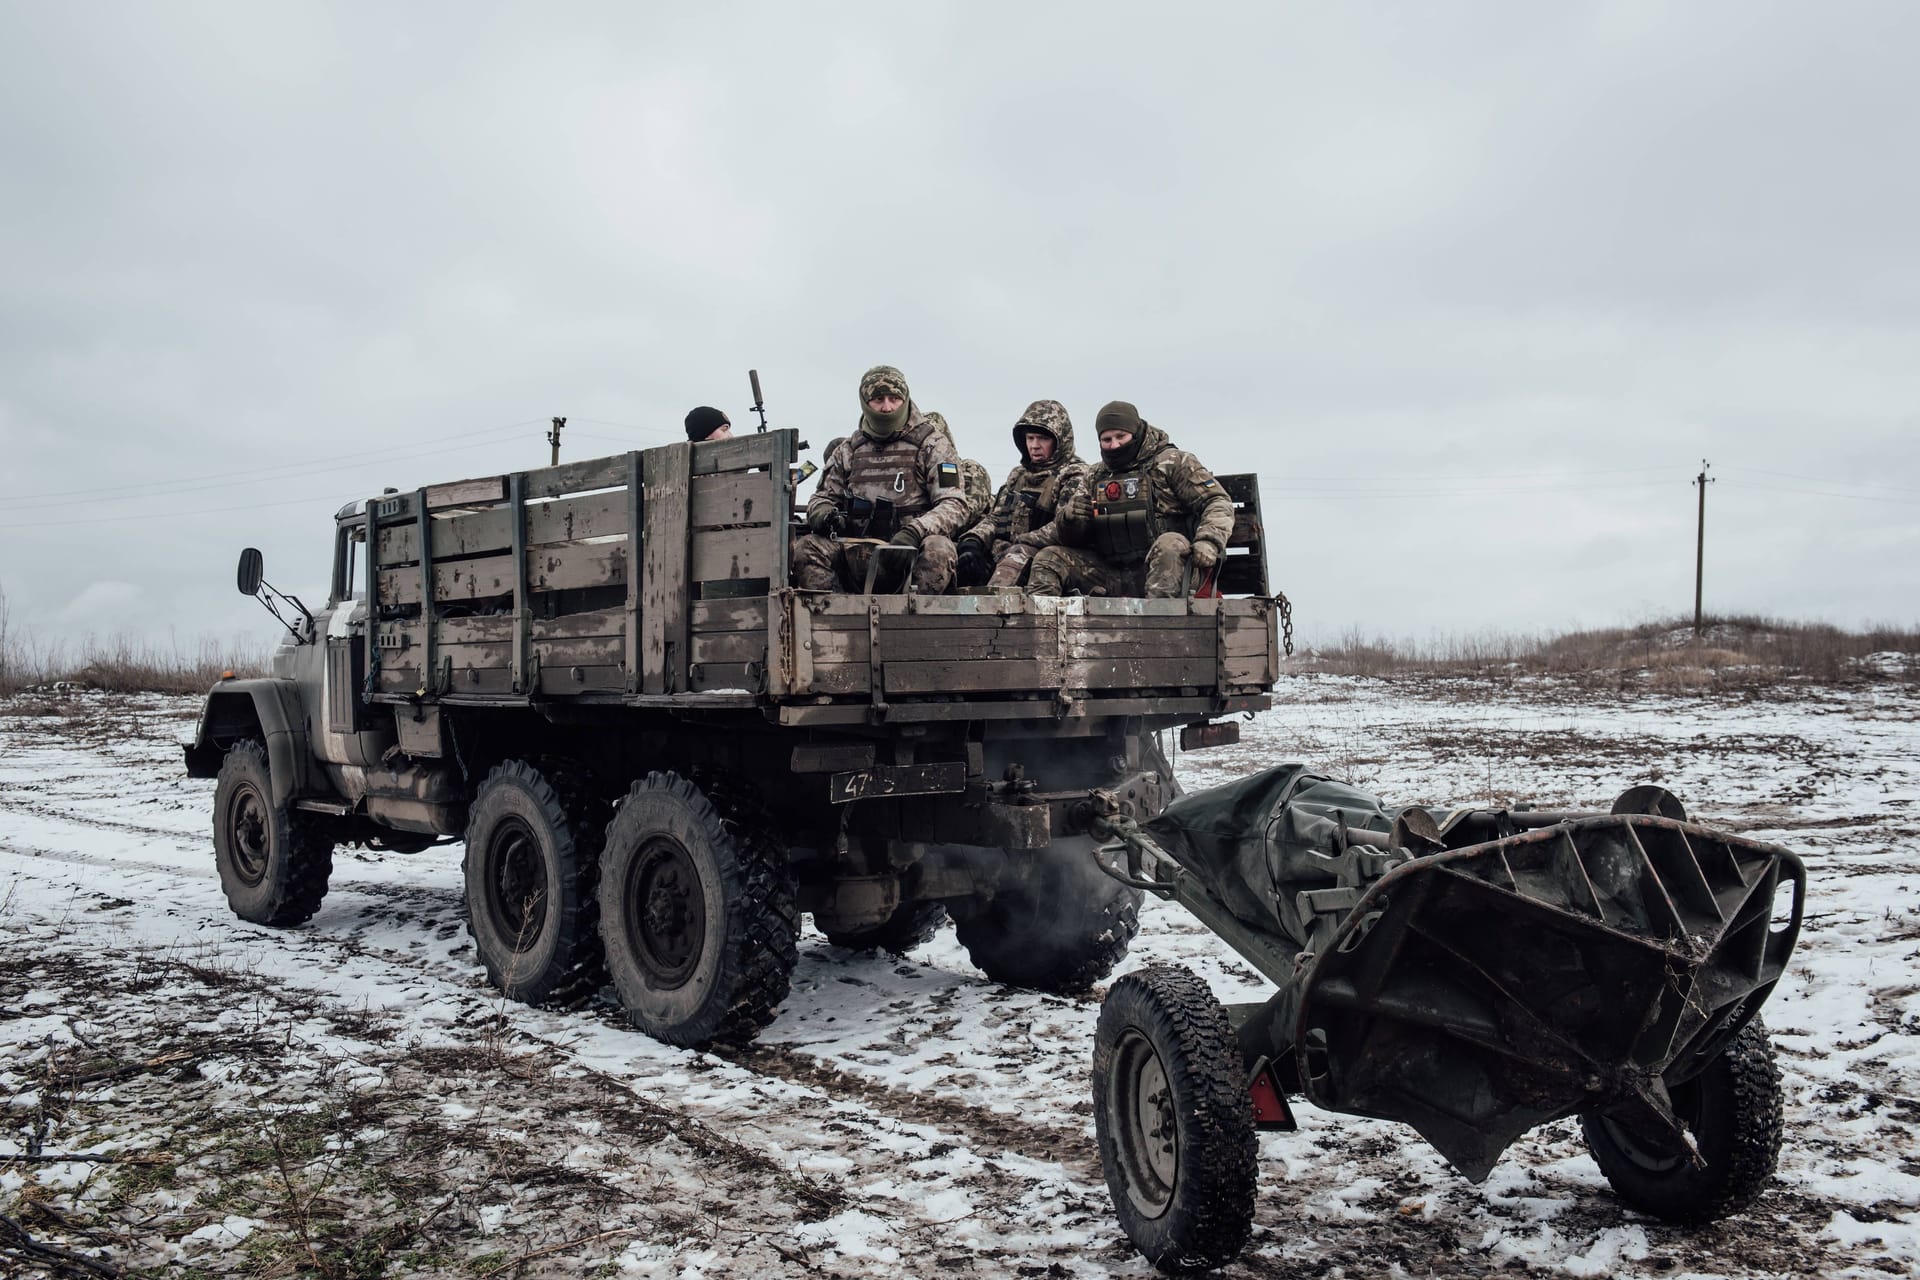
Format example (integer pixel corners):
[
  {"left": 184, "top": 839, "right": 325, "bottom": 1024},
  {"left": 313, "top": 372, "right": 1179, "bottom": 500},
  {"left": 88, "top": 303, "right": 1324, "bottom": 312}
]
[
  {"left": 214, "top": 739, "right": 335, "bottom": 926},
  {"left": 1094, "top": 964, "right": 1257, "bottom": 1276},
  {"left": 1581, "top": 1018, "right": 1784, "bottom": 1223},
  {"left": 954, "top": 837, "right": 1141, "bottom": 993},
  {"left": 463, "top": 760, "right": 608, "bottom": 1006},
  {"left": 824, "top": 902, "right": 949, "bottom": 955},
  {"left": 598, "top": 771, "right": 799, "bottom": 1049}
]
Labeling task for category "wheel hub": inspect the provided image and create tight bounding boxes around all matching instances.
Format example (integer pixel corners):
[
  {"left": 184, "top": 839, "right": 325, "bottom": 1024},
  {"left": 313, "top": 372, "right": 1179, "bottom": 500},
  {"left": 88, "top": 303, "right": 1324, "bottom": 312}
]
[
  {"left": 227, "top": 785, "right": 270, "bottom": 886},
  {"left": 627, "top": 837, "right": 705, "bottom": 988},
  {"left": 1112, "top": 1030, "right": 1179, "bottom": 1217},
  {"left": 485, "top": 817, "right": 547, "bottom": 945}
]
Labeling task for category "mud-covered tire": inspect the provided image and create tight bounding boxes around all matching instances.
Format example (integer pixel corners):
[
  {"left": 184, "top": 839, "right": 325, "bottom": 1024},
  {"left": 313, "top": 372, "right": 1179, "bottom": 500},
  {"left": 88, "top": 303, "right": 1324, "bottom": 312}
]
[
  {"left": 1581, "top": 1018, "right": 1784, "bottom": 1223},
  {"left": 598, "top": 771, "right": 799, "bottom": 1049},
  {"left": 213, "top": 739, "right": 334, "bottom": 926},
  {"left": 824, "top": 902, "right": 950, "bottom": 954},
  {"left": 462, "top": 760, "right": 608, "bottom": 1006},
  {"left": 1094, "top": 965, "right": 1258, "bottom": 1275},
  {"left": 954, "top": 837, "right": 1141, "bottom": 993}
]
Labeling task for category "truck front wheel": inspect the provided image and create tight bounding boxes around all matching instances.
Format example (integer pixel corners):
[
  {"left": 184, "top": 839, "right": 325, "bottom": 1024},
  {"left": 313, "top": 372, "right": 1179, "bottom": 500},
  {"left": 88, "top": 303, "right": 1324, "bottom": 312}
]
[
  {"left": 598, "top": 772, "right": 799, "bottom": 1049},
  {"left": 213, "top": 739, "right": 334, "bottom": 926},
  {"left": 463, "top": 760, "right": 608, "bottom": 1006},
  {"left": 953, "top": 836, "right": 1142, "bottom": 993}
]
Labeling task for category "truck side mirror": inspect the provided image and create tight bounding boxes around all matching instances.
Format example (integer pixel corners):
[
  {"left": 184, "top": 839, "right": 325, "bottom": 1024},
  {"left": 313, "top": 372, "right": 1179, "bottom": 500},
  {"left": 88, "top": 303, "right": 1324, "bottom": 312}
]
[{"left": 237, "top": 547, "right": 264, "bottom": 596}]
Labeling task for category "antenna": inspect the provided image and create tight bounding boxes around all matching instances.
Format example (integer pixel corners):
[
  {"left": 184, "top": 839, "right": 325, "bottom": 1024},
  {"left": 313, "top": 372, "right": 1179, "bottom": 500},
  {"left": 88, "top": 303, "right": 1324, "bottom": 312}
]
[{"left": 748, "top": 370, "right": 769, "bottom": 433}]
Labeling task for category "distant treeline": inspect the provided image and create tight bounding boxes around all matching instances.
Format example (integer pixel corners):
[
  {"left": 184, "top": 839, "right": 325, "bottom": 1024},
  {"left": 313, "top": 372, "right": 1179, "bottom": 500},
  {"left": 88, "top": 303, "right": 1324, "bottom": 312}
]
[{"left": 1297, "top": 615, "right": 1920, "bottom": 688}]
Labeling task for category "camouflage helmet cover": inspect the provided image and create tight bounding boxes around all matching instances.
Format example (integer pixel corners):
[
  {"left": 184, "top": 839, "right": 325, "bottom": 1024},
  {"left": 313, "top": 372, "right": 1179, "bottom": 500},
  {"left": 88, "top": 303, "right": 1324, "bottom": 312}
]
[
  {"left": 859, "top": 365, "right": 909, "bottom": 404},
  {"left": 1013, "top": 399, "right": 1075, "bottom": 468}
]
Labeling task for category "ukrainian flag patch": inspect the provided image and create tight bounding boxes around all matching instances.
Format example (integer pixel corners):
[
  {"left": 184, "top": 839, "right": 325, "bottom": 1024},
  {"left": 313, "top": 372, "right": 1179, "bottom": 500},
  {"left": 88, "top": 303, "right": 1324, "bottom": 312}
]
[{"left": 937, "top": 463, "right": 960, "bottom": 489}]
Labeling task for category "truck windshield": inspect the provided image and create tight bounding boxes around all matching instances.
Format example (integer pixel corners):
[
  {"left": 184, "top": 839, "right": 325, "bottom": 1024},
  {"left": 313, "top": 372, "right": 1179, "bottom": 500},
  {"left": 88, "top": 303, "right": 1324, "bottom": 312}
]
[{"left": 335, "top": 522, "right": 367, "bottom": 603}]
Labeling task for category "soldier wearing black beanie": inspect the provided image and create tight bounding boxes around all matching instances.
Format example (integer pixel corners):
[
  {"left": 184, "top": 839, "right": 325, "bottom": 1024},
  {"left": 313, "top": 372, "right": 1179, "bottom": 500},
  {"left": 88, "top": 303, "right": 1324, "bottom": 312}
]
[{"left": 685, "top": 406, "right": 732, "bottom": 442}]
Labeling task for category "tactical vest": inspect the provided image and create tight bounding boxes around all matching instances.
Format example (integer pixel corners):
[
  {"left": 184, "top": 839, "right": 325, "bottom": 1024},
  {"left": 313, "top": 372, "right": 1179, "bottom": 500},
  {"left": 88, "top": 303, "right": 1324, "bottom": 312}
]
[
  {"left": 1007, "top": 469, "right": 1062, "bottom": 541},
  {"left": 839, "top": 422, "right": 937, "bottom": 538},
  {"left": 1090, "top": 467, "right": 1159, "bottom": 564}
]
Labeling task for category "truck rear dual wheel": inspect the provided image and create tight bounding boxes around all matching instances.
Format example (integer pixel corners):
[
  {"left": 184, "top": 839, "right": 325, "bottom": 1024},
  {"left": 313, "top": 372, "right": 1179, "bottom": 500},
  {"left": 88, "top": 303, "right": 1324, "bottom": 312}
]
[
  {"left": 1580, "top": 1018, "right": 1784, "bottom": 1223},
  {"left": 213, "top": 739, "right": 335, "bottom": 926},
  {"left": 953, "top": 836, "right": 1142, "bottom": 993},
  {"left": 598, "top": 772, "right": 800, "bottom": 1049},
  {"left": 824, "top": 902, "right": 949, "bottom": 955},
  {"left": 1094, "top": 965, "right": 1258, "bottom": 1276},
  {"left": 463, "top": 760, "right": 608, "bottom": 1007}
]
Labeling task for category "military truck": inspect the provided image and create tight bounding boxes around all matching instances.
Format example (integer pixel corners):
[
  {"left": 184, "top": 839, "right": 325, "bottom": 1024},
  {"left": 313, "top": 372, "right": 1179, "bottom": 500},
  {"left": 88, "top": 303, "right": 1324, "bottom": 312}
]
[{"left": 185, "top": 427, "right": 1283, "bottom": 1048}]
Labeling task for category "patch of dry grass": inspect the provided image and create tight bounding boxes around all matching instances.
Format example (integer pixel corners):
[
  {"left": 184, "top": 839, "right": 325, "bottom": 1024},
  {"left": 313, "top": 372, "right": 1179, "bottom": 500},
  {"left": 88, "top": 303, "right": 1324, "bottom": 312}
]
[
  {"left": 1297, "top": 614, "right": 1920, "bottom": 689},
  {"left": 0, "top": 632, "right": 267, "bottom": 698}
]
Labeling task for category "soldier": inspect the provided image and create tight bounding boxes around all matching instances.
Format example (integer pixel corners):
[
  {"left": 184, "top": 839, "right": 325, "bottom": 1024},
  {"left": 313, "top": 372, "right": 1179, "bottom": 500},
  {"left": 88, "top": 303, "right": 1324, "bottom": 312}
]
[
  {"left": 924, "top": 412, "right": 994, "bottom": 580},
  {"left": 684, "top": 406, "right": 733, "bottom": 442},
  {"left": 956, "top": 399, "right": 1085, "bottom": 589},
  {"left": 793, "top": 366, "right": 972, "bottom": 593},
  {"left": 1027, "top": 400, "right": 1234, "bottom": 598}
]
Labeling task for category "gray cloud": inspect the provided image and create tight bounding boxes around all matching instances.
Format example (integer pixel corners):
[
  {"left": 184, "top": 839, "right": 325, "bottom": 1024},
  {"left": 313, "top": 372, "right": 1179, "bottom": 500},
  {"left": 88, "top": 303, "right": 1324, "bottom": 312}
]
[{"left": 1, "top": 1, "right": 1915, "bottom": 653}]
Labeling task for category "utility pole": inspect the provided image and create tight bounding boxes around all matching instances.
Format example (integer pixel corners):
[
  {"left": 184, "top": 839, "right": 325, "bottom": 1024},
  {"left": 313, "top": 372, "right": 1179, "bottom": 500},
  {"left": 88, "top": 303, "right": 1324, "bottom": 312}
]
[
  {"left": 548, "top": 416, "right": 566, "bottom": 466},
  {"left": 1693, "top": 459, "right": 1713, "bottom": 639}
]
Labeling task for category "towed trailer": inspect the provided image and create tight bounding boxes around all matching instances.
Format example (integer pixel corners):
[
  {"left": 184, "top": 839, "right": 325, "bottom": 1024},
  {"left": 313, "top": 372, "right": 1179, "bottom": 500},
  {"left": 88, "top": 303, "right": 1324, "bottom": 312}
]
[{"left": 1085, "top": 767, "right": 1804, "bottom": 1274}]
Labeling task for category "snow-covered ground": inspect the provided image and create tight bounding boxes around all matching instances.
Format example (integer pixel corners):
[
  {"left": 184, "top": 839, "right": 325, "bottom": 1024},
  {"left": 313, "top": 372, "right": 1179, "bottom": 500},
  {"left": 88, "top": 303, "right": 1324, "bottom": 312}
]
[{"left": 2, "top": 678, "right": 1917, "bottom": 1278}]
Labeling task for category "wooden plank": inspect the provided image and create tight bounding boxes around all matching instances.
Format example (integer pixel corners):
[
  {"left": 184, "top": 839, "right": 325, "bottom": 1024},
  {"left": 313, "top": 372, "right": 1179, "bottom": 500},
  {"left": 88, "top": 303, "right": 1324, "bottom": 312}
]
[
  {"left": 809, "top": 663, "right": 870, "bottom": 695},
  {"left": 879, "top": 629, "right": 1048, "bottom": 663},
  {"left": 509, "top": 472, "right": 529, "bottom": 694},
  {"left": 425, "top": 475, "right": 508, "bottom": 510},
  {"left": 535, "top": 633, "right": 626, "bottom": 668},
  {"left": 379, "top": 542, "right": 626, "bottom": 605},
  {"left": 530, "top": 606, "right": 627, "bottom": 642},
  {"left": 806, "top": 628, "right": 869, "bottom": 665},
  {"left": 536, "top": 665, "right": 625, "bottom": 694},
  {"left": 884, "top": 660, "right": 1057, "bottom": 694},
  {"left": 690, "top": 472, "right": 775, "bottom": 528},
  {"left": 688, "top": 661, "right": 763, "bottom": 693},
  {"left": 624, "top": 452, "right": 642, "bottom": 693},
  {"left": 689, "top": 433, "right": 781, "bottom": 477},
  {"left": 691, "top": 598, "right": 769, "bottom": 632},
  {"left": 641, "top": 442, "right": 692, "bottom": 695},
  {"left": 1065, "top": 657, "right": 1214, "bottom": 689},
  {"left": 525, "top": 454, "right": 629, "bottom": 500},
  {"left": 689, "top": 526, "right": 777, "bottom": 584},
  {"left": 431, "top": 615, "right": 515, "bottom": 645},
  {"left": 691, "top": 632, "right": 768, "bottom": 665},
  {"left": 378, "top": 491, "right": 630, "bottom": 566}
]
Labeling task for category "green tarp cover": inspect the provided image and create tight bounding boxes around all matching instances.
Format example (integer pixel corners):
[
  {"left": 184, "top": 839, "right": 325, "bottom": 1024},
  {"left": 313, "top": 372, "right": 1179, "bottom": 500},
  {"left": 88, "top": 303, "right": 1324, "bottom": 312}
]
[{"left": 1140, "top": 763, "right": 1400, "bottom": 948}]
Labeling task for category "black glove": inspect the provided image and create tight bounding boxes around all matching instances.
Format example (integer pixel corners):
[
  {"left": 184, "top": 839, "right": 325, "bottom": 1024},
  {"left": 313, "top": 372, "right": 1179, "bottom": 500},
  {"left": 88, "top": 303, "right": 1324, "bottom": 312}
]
[
  {"left": 888, "top": 527, "right": 923, "bottom": 548},
  {"left": 956, "top": 538, "right": 991, "bottom": 583},
  {"left": 810, "top": 508, "right": 847, "bottom": 537}
]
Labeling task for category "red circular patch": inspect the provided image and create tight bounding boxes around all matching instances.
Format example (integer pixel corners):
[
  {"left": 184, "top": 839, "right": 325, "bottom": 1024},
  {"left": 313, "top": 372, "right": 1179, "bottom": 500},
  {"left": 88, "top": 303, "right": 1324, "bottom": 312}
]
[{"left": 1104, "top": 481, "right": 1122, "bottom": 499}]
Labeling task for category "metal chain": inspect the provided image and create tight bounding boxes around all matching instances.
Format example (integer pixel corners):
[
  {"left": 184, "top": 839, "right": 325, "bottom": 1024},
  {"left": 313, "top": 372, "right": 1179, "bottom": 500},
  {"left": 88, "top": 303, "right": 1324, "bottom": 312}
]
[{"left": 1275, "top": 591, "right": 1294, "bottom": 657}]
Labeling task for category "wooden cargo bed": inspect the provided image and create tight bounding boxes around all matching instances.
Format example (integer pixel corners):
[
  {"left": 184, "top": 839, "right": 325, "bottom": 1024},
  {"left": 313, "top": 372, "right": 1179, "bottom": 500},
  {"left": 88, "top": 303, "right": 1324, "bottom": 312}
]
[{"left": 362, "top": 430, "right": 1279, "bottom": 721}]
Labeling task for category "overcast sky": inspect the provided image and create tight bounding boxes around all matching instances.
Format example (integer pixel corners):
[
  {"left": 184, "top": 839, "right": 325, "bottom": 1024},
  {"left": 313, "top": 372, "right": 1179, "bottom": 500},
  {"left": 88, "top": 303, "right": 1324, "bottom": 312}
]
[{"left": 2, "top": 2, "right": 1916, "bottom": 657}]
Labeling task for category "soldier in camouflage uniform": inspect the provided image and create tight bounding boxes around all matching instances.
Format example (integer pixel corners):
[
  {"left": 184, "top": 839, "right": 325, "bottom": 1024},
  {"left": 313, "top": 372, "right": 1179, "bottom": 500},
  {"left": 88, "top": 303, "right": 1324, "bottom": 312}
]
[
  {"left": 926, "top": 412, "right": 994, "bottom": 547},
  {"left": 1027, "top": 400, "right": 1235, "bottom": 598},
  {"left": 793, "top": 366, "right": 972, "bottom": 593},
  {"left": 955, "top": 399, "right": 1086, "bottom": 589}
]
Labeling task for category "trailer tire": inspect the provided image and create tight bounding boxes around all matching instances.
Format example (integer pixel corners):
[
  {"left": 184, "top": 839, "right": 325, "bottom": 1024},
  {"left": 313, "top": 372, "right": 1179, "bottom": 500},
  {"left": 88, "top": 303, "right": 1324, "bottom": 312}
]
[
  {"left": 463, "top": 760, "right": 608, "bottom": 1007},
  {"left": 1094, "top": 964, "right": 1257, "bottom": 1276},
  {"left": 213, "top": 739, "right": 334, "bottom": 926},
  {"left": 824, "top": 902, "right": 949, "bottom": 955},
  {"left": 599, "top": 771, "right": 799, "bottom": 1049},
  {"left": 1581, "top": 1018, "right": 1784, "bottom": 1223},
  {"left": 954, "top": 837, "right": 1141, "bottom": 993}
]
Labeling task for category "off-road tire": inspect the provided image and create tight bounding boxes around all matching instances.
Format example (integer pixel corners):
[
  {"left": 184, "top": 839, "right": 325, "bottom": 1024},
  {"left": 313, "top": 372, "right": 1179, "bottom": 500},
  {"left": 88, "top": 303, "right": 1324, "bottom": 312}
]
[
  {"left": 1581, "top": 1018, "right": 1784, "bottom": 1223},
  {"left": 215, "top": 736, "right": 334, "bottom": 924},
  {"left": 1094, "top": 965, "right": 1258, "bottom": 1276},
  {"left": 598, "top": 771, "right": 799, "bottom": 1049},
  {"left": 954, "top": 837, "right": 1142, "bottom": 993},
  {"left": 213, "top": 739, "right": 335, "bottom": 926},
  {"left": 463, "top": 760, "right": 608, "bottom": 1007},
  {"left": 824, "top": 902, "right": 950, "bottom": 955}
]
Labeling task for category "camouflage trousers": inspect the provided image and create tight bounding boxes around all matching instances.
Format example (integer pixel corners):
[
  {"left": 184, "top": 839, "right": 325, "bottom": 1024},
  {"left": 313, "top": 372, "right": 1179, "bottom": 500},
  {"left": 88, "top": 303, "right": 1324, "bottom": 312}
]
[
  {"left": 1026, "top": 533, "right": 1195, "bottom": 598},
  {"left": 985, "top": 540, "right": 1036, "bottom": 589},
  {"left": 791, "top": 533, "right": 958, "bottom": 594}
]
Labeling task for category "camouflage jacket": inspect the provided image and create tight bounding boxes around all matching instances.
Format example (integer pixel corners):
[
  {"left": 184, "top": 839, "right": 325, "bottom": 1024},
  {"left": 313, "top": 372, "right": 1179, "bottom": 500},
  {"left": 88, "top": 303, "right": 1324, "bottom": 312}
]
[
  {"left": 1056, "top": 423, "right": 1235, "bottom": 563},
  {"left": 806, "top": 406, "right": 972, "bottom": 542},
  {"left": 926, "top": 412, "right": 994, "bottom": 534},
  {"left": 964, "top": 401, "right": 1086, "bottom": 551}
]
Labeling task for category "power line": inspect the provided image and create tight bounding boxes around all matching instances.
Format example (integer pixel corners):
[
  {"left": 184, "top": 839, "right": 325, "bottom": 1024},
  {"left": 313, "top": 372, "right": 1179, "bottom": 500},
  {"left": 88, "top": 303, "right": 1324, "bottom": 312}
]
[
  {"left": 1720, "top": 465, "right": 1920, "bottom": 496},
  {"left": 1719, "top": 481, "right": 1920, "bottom": 508},
  {"left": 0, "top": 419, "right": 544, "bottom": 507}
]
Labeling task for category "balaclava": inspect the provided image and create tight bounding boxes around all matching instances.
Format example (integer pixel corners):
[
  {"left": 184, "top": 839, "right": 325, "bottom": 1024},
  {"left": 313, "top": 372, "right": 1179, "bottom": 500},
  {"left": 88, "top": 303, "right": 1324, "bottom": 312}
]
[
  {"left": 1013, "top": 400, "right": 1072, "bottom": 470},
  {"left": 859, "top": 365, "right": 912, "bottom": 440},
  {"left": 1095, "top": 400, "right": 1145, "bottom": 471}
]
